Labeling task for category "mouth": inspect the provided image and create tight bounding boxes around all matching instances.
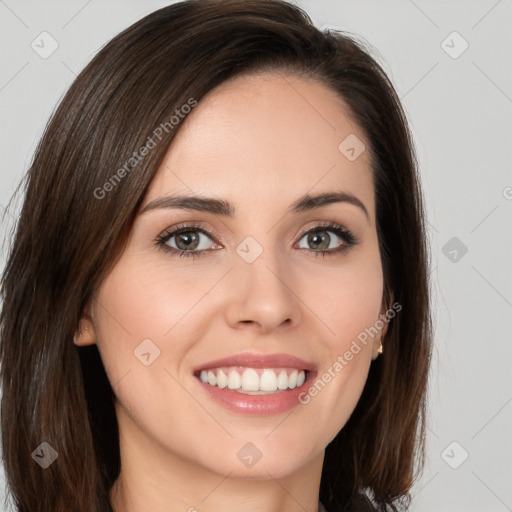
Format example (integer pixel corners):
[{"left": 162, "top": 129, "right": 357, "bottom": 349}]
[
  {"left": 191, "top": 352, "right": 316, "bottom": 415},
  {"left": 194, "top": 366, "right": 310, "bottom": 395}
]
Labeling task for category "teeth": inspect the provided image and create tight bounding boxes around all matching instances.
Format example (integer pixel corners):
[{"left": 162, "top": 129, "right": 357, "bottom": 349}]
[
  {"left": 227, "top": 370, "right": 241, "bottom": 389},
  {"left": 241, "top": 368, "right": 260, "bottom": 391},
  {"left": 207, "top": 370, "right": 216, "bottom": 386},
  {"left": 277, "top": 370, "right": 288, "bottom": 390},
  {"left": 260, "top": 369, "right": 278, "bottom": 391},
  {"left": 198, "top": 367, "right": 307, "bottom": 393},
  {"left": 288, "top": 369, "right": 298, "bottom": 389},
  {"left": 216, "top": 369, "right": 228, "bottom": 389}
]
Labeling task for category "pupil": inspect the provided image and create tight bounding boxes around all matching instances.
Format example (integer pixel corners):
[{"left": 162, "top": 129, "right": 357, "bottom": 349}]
[
  {"left": 176, "top": 232, "right": 199, "bottom": 250},
  {"left": 308, "top": 231, "right": 329, "bottom": 250}
]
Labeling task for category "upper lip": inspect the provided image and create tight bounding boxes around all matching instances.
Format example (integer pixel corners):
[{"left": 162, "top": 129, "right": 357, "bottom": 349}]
[{"left": 193, "top": 352, "right": 317, "bottom": 373}]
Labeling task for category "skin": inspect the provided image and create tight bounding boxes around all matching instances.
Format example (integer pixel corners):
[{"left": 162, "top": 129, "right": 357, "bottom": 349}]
[{"left": 75, "top": 71, "right": 389, "bottom": 512}]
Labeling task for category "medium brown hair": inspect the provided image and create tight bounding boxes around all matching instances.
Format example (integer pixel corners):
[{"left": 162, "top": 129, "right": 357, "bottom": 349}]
[{"left": 0, "top": 1, "right": 432, "bottom": 510}]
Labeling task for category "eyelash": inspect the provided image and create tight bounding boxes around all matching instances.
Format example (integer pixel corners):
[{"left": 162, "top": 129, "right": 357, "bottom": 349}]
[{"left": 154, "top": 221, "right": 358, "bottom": 260}]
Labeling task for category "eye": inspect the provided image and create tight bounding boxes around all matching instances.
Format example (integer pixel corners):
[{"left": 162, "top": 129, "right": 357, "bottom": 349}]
[
  {"left": 155, "top": 221, "right": 358, "bottom": 259},
  {"left": 296, "top": 222, "right": 357, "bottom": 256},
  {"left": 155, "top": 223, "right": 221, "bottom": 258}
]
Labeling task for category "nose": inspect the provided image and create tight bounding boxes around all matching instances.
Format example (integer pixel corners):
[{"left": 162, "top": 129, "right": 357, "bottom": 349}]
[{"left": 222, "top": 251, "right": 302, "bottom": 334}]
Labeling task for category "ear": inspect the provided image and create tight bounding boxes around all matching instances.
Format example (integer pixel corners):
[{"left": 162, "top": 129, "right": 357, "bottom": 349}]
[
  {"left": 371, "top": 293, "right": 393, "bottom": 360},
  {"left": 73, "top": 301, "right": 97, "bottom": 346}
]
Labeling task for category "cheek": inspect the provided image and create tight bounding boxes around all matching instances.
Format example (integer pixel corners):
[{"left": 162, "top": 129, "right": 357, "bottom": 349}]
[
  {"left": 90, "top": 260, "right": 171, "bottom": 387},
  {"left": 295, "top": 249, "right": 383, "bottom": 441},
  {"left": 93, "top": 257, "right": 214, "bottom": 343},
  {"left": 90, "top": 259, "right": 211, "bottom": 446},
  {"left": 303, "top": 249, "right": 384, "bottom": 348},
  {"left": 90, "top": 256, "right": 226, "bottom": 390}
]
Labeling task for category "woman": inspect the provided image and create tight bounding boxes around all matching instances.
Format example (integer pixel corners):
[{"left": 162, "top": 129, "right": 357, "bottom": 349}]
[{"left": 0, "top": 1, "right": 432, "bottom": 511}]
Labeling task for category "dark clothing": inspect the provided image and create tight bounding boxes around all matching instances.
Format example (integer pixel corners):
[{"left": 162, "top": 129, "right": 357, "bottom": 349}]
[{"left": 320, "top": 492, "right": 380, "bottom": 512}]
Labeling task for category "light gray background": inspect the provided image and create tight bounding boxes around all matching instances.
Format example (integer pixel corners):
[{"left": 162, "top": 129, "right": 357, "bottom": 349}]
[{"left": 1, "top": 1, "right": 511, "bottom": 511}]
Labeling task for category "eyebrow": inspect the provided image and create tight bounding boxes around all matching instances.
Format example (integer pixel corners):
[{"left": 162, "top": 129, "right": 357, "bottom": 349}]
[{"left": 140, "top": 190, "right": 369, "bottom": 220}]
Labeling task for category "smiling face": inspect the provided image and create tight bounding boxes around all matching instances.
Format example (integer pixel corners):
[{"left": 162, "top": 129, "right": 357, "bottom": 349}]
[{"left": 76, "top": 71, "right": 388, "bottom": 481}]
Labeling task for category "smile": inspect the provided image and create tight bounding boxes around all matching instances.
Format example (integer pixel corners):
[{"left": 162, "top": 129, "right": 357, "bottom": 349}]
[
  {"left": 192, "top": 352, "right": 317, "bottom": 415},
  {"left": 195, "top": 367, "right": 307, "bottom": 394}
]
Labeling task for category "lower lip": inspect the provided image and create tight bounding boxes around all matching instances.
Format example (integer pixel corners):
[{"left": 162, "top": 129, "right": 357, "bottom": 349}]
[{"left": 195, "top": 371, "right": 316, "bottom": 416}]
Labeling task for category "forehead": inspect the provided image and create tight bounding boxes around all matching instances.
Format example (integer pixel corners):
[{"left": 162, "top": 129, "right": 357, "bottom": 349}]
[{"left": 144, "top": 72, "right": 375, "bottom": 221}]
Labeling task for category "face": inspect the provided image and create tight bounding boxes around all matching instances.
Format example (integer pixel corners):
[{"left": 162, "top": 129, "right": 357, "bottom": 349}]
[{"left": 77, "top": 72, "right": 388, "bottom": 480}]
